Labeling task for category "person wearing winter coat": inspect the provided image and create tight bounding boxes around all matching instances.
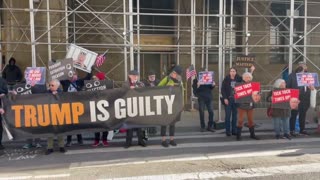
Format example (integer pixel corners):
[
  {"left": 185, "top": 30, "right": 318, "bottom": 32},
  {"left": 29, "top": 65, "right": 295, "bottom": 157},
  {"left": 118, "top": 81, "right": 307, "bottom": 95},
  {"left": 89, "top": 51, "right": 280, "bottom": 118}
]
[
  {"left": 267, "top": 79, "right": 292, "bottom": 140},
  {"left": 286, "top": 65, "right": 314, "bottom": 136},
  {"left": 2, "top": 57, "right": 23, "bottom": 85},
  {"left": 221, "top": 67, "right": 243, "bottom": 136},
  {"left": 192, "top": 71, "right": 216, "bottom": 132}
]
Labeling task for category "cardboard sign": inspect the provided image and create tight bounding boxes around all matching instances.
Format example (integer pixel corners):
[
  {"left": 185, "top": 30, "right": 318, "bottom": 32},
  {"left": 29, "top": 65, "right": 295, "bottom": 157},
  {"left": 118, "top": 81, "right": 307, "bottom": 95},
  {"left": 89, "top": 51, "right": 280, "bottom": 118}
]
[
  {"left": 24, "top": 67, "right": 46, "bottom": 85},
  {"left": 198, "top": 71, "right": 214, "bottom": 85},
  {"left": 234, "top": 82, "right": 261, "bottom": 103},
  {"left": 48, "top": 58, "right": 74, "bottom": 81},
  {"left": 296, "top": 73, "right": 319, "bottom": 87},
  {"left": 66, "top": 44, "right": 98, "bottom": 73},
  {"left": 235, "top": 55, "right": 255, "bottom": 68},
  {"left": 12, "top": 83, "right": 32, "bottom": 95},
  {"left": 84, "top": 80, "right": 114, "bottom": 91},
  {"left": 271, "top": 89, "right": 300, "bottom": 109}
]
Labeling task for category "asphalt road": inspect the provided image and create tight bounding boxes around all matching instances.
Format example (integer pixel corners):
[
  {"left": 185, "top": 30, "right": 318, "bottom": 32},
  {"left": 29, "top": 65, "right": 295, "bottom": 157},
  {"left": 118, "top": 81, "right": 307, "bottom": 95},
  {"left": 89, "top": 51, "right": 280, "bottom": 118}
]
[{"left": 1, "top": 129, "right": 320, "bottom": 179}]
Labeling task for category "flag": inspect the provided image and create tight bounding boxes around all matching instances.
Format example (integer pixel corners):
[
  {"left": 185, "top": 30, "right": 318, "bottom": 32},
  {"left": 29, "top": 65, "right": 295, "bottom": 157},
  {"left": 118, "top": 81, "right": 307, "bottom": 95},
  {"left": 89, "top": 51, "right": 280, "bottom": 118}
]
[
  {"left": 95, "top": 54, "right": 106, "bottom": 67},
  {"left": 186, "top": 65, "right": 197, "bottom": 80}
]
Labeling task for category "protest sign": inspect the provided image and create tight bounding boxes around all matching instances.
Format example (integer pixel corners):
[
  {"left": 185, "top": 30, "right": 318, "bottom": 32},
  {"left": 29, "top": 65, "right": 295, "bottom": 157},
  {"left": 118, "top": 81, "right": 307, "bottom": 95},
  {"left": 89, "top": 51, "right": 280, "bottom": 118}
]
[
  {"left": 3, "top": 86, "right": 183, "bottom": 140},
  {"left": 24, "top": 67, "right": 46, "bottom": 85},
  {"left": 84, "top": 80, "right": 114, "bottom": 91},
  {"left": 198, "top": 71, "right": 214, "bottom": 85},
  {"left": 12, "top": 84, "right": 32, "bottom": 95},
  {"left": 66, "top": 44, "right": 98, "bottom": 73},
  {"left": 271, "top": 89, "right": 300, "bottom": 109},
  {"left": 234, "top": 82, "right": 261, "bottom": 103},
  {"left": 296, "top": 73, "right": 319, "bottom": 87},
  {"left": 48, "top": 58, "right": 74, "bottom": 81}
]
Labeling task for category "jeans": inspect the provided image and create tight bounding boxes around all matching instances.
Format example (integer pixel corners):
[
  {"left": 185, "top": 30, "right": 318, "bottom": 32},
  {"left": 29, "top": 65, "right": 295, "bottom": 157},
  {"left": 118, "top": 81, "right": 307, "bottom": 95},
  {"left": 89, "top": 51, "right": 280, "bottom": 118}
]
[
  {"left": 198, "top": 98, "right": 214, "bottom": 129},
  {"left": 224, "top": 98, "right": 237, "bottom": 134},
  {"left": 273, "top": 117, "right": 289, "bottom": 135}
]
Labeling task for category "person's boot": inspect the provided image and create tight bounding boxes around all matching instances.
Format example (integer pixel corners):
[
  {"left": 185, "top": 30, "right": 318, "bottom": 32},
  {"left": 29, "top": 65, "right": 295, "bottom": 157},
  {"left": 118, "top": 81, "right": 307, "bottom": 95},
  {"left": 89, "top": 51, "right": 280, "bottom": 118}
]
[
  {"left": 236, "top": 127, "right": 242, "bottom": 141},
  {"left": 249, "top": 127, "right": 260, "bottom": 140}
]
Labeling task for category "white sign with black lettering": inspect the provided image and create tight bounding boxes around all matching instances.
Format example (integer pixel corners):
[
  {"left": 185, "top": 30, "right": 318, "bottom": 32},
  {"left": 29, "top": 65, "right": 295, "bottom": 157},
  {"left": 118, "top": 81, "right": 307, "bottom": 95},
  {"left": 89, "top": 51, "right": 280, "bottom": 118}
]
[{"left": 84, "top": 80, "right": 114, "bottom": 91}]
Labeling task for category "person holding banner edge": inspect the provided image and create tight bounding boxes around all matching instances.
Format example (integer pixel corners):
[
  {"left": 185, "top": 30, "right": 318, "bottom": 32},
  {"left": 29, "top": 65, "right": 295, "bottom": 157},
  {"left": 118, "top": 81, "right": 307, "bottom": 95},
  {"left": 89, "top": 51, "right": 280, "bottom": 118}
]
[
  {"left": 192, "top": 68, "right": 216, "bottom": 132},
  {"left": 46, "top": 79, "right": 66, "bottom": 155},
  {"left": 158, "top": 65, "right": 183, "bottom": 147},
  {"left": 123, "top": 70, "right": 146, "bottom": 149},
  {"left": 60, "top": 70, "right": 92, "bottom": 147}
]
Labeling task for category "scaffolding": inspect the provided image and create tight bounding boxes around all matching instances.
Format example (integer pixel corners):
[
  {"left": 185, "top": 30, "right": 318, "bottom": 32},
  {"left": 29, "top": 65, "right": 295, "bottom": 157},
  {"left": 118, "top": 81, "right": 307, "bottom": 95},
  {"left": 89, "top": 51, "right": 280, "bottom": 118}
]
[{"left": 1, "top": 0, "right": 320, "bottom": 121}]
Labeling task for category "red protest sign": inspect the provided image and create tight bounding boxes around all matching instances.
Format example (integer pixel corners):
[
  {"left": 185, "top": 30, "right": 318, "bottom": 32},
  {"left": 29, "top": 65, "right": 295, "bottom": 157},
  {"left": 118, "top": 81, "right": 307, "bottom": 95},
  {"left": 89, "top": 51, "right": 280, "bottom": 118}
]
[
  {"left": 234, "top": 82, "right": 260, "bottom": 99},
  {"left": 271, "top": 89, "right": 300, "bottom": 109},
  {"left": 234, "top": 82, "right": 261, "bottom": 103}
]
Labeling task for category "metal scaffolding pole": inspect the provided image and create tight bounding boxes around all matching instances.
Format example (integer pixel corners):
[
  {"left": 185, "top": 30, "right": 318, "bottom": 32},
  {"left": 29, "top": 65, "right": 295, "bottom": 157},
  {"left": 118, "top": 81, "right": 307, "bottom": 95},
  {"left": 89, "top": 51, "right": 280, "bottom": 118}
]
[
  {"left": 201, "top": 0, "right": 205, "bottom": 68},
  {"left": 129, "top": 0, "right": 134, "bottom": 70},
  {"left": 222, "top": 0, "right": 226, "bottom": 77},
  {"left": 304, "top": 0, "right": 307, "bottom": 63},
  {"left": 289, "top": 0, "right": 294, "bottom": 73},
  {"left": 177, "top": 0, "right": 180, "bottom": 65},
  {"left": 190, "top": 0, "right": 196, "bottom": 110},
  {"left": 245, "top": 0, "right": 249, "bottom": 56},
  {"left": 47, "top": 0, "right": 51, "bottom": 62},
  {"left": 137, "top": 0, "right": 140, "bottom": 74},
  {"left": 65, "top": 0, "right": 69, "bottom": 51},
  {"left": 123, "top": 0, "right": 128, "bottom": 80},
  {"left": 205, "top": 0, "right": 209, "bottom": 69},
  {"left": 230, "top": 0, "right": 234, "bottom": 68},
  {"left": 29, "top": 0, "right": 36, "bottom": 67},
  {"left": 218, "top": 0, "right": 223, "bottom": 121}
]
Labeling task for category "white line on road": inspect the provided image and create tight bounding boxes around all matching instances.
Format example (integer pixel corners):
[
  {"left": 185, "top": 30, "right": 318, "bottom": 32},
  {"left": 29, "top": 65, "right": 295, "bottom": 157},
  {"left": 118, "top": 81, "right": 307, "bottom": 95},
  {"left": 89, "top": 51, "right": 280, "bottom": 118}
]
[
  {"left": 69, "top": 147, "right": 317, "bottom": 170},
  {"left": 0, "top": 174, "right": 70, "bottom": 180},
  {"left": 98, "top": 162, "right": 320, "bottom": 180}
]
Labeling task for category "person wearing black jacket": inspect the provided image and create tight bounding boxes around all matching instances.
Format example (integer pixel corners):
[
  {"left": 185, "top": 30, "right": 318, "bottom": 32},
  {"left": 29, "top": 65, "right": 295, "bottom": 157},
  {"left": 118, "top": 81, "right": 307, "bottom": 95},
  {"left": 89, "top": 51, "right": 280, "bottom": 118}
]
[
  {"left": 123, "top": 70, "right": 146, "bottom": 149},
  {"left": 192, "top": 71, "right": 216, "bottom": 132},
  {"left": 286, "top": 65, "right": 314, "bottom": 136},
  {"left": 221, "top": 67, "right": 243, "bottom": 136},
  {"left": 0, "top": 77, "right": 8, "bottom": 150},
  {"left": 60, "top": 71, "right": 92, "bottom": 147},
  {"left": 2, "top": 57, "right": 23, "bottom": 86}
]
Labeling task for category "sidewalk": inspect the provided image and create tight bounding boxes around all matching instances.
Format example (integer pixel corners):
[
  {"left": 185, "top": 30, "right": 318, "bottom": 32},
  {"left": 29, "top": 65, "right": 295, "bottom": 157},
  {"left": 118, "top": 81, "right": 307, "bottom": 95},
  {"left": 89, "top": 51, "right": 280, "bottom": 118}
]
[{"left": 176, "top": 108, "right": 318, "bottom": 133}]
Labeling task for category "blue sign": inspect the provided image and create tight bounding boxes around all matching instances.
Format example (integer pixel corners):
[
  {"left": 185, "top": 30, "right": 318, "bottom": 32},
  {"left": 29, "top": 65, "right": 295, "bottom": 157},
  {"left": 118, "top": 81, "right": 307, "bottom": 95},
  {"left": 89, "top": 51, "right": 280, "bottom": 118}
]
[{"left": 296, "top": 73, "right": 319, "bottom": 87}]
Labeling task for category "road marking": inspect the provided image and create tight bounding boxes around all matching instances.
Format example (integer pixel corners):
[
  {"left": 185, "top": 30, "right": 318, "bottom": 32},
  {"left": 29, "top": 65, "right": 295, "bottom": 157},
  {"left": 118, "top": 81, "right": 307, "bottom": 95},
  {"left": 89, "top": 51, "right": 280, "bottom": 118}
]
[
  {"left": 98, "top": 162, "right": 320, "bottom": 180},
  {"left": 69, "top": 148, "right": 317, "bottom": 169},
  {"left": 66, "top": 137, "right": 320, "bottom": 155},
  {"left": 0, "top": 174, "right": 70, "bottom": 180},
  {"left": 0, "top": 176, "right": 32, "bottom": 180},
  {"left": 34, "top": 174, "right": 70, "bottom": 178}
]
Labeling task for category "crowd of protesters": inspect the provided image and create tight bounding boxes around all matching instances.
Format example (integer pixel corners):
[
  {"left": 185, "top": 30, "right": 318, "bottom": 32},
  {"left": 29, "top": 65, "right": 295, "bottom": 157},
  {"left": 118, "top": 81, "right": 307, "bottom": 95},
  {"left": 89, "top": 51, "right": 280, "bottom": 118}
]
[{"left": 0, "top": 57, "right": 318, "bottom": 155}]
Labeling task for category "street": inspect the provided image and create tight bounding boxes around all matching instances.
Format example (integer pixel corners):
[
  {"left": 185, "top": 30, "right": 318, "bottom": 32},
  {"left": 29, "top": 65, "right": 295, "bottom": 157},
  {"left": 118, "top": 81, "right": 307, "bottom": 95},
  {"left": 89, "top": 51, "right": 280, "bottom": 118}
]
[{"left": 1, "top": 111, "right": 320, "bottom": 179}]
